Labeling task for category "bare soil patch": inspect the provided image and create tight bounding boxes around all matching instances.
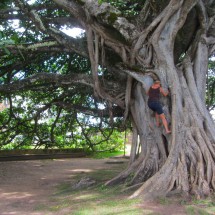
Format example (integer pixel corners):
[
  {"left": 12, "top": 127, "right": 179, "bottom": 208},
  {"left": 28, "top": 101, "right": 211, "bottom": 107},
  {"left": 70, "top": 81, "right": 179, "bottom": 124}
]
[
  {"left": 0, "top": 158, "right": 127, "bottom": 215},
  {"left": 0, "top": 158, "right": 188, "bottom": 215}
]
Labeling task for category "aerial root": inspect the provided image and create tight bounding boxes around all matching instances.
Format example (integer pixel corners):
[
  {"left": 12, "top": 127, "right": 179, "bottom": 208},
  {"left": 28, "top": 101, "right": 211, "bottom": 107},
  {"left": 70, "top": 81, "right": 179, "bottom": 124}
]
[{"left": 105, "top": 156, "right": 144, "bottom": 186}]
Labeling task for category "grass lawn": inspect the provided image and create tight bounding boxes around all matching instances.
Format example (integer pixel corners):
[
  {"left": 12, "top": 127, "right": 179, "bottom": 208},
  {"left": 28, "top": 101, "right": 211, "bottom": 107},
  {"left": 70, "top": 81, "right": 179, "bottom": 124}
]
[{"left": 32, "top": 152, "right": 215, "bottom": 215}]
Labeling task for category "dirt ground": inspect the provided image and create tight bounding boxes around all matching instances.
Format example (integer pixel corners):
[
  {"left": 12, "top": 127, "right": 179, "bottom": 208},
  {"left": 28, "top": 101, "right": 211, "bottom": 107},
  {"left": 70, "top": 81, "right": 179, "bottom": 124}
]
[{"left": 0, "top": 157, "right": 187, "bottom": 215}]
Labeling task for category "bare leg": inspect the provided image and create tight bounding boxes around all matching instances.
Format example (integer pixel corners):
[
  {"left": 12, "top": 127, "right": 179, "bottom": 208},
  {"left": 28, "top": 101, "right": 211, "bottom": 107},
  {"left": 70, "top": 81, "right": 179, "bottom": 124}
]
[
  {"left": 159, "top": 113, "right": 171, "bottom": 133},
  {"left": 155, "top": 113, "right": 160, "bottom": 127}
]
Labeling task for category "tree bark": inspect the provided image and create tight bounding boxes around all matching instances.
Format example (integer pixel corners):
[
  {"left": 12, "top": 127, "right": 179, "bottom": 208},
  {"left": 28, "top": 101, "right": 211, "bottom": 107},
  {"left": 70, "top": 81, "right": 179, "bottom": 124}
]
[{"left": 105, "top": 0, "right": 215, "bottom": 200}]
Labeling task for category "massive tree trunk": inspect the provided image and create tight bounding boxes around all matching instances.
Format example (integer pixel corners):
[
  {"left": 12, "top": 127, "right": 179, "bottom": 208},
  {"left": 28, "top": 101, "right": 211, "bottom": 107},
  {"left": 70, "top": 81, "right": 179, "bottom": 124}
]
[
  {"left": 1, "top": 0, "right": 215, "bottom": 200},
  {"left": 104, "top": 0, "right": 215, "bottom": 199}
]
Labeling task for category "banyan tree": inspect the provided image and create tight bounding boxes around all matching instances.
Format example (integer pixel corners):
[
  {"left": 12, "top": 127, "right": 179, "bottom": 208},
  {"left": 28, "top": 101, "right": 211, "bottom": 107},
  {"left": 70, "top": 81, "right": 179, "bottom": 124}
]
[{"left": 0, "top": 0, "right": 215, "bottom": 199}]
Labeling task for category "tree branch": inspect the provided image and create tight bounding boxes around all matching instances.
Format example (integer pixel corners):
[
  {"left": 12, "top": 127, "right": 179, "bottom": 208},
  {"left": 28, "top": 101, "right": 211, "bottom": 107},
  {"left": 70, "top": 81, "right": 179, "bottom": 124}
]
[
  {"left": 1, "top": 39, "right": 88, "bottom": 59},
  {"left": 0, "top": 73, "right": 94, "bottom": 93}
]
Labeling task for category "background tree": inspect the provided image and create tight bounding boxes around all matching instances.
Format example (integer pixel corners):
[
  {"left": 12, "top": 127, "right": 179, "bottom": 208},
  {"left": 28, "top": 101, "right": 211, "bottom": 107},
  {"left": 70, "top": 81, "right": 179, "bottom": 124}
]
[
  {"left": 0, "top": 0, "right": 215, "bottom": 200},
  {"left": 207, "top": 58, "right": 215, "bottom": 112}
]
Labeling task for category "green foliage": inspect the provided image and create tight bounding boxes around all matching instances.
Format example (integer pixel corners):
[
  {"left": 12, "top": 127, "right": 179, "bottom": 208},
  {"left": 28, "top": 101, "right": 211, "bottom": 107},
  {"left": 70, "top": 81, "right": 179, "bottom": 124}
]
[
  {"left": 0, "top": 0, "right": 12, "bottom": 9},
  {"left": 0, "top": 31, "right": 15, "bottom": 55},
  {"left": 98, "top": 0, "right": 144, "bottom": 18},
  {"left": 0, "top": 0, "right": 131, "bottom": 152},
  {"left": 0, "top": 47, "right": 126, "bottom": 151},
  {"left": 0, "top": 87, "right": 125, "bottom": 151},
  {"left": 206, "top": 59, "right": 215, "bottom": 112}
]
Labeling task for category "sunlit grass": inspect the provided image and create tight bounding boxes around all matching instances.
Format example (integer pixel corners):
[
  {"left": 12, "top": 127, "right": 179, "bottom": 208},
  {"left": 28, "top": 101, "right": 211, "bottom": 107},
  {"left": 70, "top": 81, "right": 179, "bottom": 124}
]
[
  {"left": 72, "top": 202, "right": 143, "bottom": 215},
  {"left": 33, "top": 159, "right": 215, "bottom": 215},
  {"left": 49, "top": 202, "right": 70, "bottom": 212},
  {"left": 34, "top": 163, "right": 143, "bottom": 214},
  {"left": 35, "top": 187, "right": 143, "bottom": 214},
  {"left": 185, "top": 195, "right": 215, "bottom": 215},
  {"left": 90, "top": 150, "right": 125, "bottom": 159},
  {"left": 74, "top": 193, "right": 99, "bottom": 200},
  {"left": 67, "top": 191, "right": 142, "bottom": 215},
  {"left": 186, "top": 205, "right": 211, "bottom": 215}
]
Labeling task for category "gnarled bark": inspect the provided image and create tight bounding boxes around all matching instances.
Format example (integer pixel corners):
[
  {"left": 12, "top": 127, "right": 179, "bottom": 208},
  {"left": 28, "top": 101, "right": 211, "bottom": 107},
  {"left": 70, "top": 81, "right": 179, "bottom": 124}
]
[{"left": 105, "top": 0, "right": 215, "bottom": 200}]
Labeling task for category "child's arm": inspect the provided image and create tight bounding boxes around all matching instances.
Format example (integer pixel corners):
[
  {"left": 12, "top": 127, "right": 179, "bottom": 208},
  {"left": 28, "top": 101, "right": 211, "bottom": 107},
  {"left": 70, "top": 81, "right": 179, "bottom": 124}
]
[{"left": 160, "top": 87, "right": 169, "bottom": 96}]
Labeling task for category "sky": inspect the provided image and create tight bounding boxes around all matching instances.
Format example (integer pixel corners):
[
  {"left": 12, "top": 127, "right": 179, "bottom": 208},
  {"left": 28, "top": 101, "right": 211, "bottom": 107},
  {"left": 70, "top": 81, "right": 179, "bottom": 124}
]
[
  {"left": 26, "top": 0, "right": 85, "bottom": 38},
  {"left": 60, "top": 27, "right": 85, "bottom": 38}
]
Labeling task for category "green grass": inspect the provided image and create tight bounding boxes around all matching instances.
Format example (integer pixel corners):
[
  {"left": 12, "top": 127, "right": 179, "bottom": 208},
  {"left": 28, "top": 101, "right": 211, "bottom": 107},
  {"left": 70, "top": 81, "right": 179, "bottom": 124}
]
[
  {"left": 33, "top": 158, "right": 215, "bottom": 215},
  {"left": 34, "top": 185, "right": 215, "bottom": 215},
  {"left": 35, "top": 186, "right": 143, "bottom": 214},
  {"left": 33, "top": 162, "right": 144, "bottom": 215},
  {"left": 185, "top": 196, "right": 215, "bottom": 215},
  {"left": 90, "top": 150, "right": 125, "bottom": 159},
  {"left": 71, "top": 197, "right": 142, "bottom": 215},
  {"left": 186, "top": 206, "right": 212, "bottom": 215}
]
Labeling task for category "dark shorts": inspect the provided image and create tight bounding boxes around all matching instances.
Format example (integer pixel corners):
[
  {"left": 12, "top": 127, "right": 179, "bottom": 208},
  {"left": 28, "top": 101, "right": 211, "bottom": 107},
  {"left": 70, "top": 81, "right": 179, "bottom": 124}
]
[{"left": 148, "top": 101, "right": 164, "bottom": 115}]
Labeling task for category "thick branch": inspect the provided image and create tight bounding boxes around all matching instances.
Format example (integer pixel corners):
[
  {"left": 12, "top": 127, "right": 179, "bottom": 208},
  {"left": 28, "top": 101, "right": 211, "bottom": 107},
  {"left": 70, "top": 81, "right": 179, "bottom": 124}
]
[
  {"left": 1, "top": 39, "right": 88, "bottom": 59},
  {"left": 0, "top": 73, "right": 94, "bottom": 93}
]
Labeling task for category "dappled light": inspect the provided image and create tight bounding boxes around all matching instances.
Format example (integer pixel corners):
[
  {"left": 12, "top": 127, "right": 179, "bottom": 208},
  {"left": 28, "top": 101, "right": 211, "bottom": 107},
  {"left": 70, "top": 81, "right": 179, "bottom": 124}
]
[
  {"left": 0, "top": 191, "right": 33, "bottom": 200},
  {"left": 69, "top": 169, "right": 93, "bottom": 173},
  {"left": 74, "top": 193, "right": 99, "bottom": 200}
]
